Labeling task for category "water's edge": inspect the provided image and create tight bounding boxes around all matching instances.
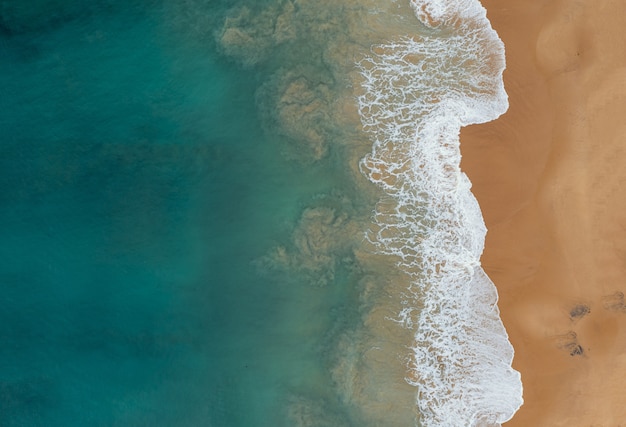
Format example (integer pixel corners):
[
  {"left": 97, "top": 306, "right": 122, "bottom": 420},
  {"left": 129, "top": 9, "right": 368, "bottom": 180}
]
[{"left": 356, "top": 1, "right": 523, "bottom": 425}]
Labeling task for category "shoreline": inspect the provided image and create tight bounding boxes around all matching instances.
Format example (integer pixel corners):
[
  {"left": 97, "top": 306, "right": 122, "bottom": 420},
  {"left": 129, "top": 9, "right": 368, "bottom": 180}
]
[
  {"left": 355, "top": 2, "right": 523, "bottom": 424},
  {"left": 462, "top": 1, "right": 626, "bottom": 424}
]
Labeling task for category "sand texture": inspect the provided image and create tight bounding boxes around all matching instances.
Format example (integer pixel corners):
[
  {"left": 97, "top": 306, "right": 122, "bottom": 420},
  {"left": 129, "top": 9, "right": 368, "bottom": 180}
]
[{"left": 461, "top": 0, "right": 626, "bottom": 425}]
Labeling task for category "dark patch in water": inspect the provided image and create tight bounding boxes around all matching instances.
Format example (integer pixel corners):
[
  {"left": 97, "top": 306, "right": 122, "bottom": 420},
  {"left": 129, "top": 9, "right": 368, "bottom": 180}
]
[
  {"left": 0, "top": 0, "right": 154, "bottom": 36},
  {"left": 0, "top": 377, "right": 54, "bottom": 423}
]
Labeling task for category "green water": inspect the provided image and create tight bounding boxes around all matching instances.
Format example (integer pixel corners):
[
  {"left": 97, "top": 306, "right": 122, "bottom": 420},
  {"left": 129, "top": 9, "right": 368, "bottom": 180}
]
[{"left": 0, "top": 0, "right": 373, "bottom": 425}]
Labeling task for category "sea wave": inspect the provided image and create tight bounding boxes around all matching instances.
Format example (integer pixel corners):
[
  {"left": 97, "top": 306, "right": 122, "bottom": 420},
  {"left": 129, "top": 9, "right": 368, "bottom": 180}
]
[{"left": 356, "top": 1, "right": 523, "bottom": 426}]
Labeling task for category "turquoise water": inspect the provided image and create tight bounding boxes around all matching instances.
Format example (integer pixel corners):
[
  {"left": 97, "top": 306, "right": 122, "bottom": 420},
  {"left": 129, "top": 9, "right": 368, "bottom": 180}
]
[
  {"left": 0, "top": 1, "right": 369, "bottom": 425},
  {"left": 1, "top": 0, "right": 525, "bottom": 426}
]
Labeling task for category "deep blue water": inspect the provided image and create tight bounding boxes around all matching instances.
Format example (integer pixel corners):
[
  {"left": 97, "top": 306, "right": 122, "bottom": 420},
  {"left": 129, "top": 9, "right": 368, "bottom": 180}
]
[{"left": 0, "top": 1, "right": 362, "bottom": 425}]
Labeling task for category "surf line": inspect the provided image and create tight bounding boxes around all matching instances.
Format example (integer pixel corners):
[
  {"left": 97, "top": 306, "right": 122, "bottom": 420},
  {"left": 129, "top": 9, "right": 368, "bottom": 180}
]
[{"left": 356, "top": 1, "right": 523, "bottom": 425}]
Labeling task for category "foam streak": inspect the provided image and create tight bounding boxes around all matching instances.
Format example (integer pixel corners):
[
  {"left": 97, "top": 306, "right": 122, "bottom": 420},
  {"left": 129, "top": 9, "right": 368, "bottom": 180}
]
[{"left": 357, "top": 1, "right": 523, "bottom": 426}]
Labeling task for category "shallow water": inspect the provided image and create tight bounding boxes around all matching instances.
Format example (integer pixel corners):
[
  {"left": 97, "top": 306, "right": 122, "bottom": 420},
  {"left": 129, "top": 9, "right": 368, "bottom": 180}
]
[{"left": 0, "top": 0, "right": 522, "bottom": 425}]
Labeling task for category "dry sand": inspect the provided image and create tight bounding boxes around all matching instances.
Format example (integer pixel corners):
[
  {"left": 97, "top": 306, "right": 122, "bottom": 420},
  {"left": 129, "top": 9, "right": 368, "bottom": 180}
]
[{"left": 461, "top": 0, "right": 626, "bottom": 425}]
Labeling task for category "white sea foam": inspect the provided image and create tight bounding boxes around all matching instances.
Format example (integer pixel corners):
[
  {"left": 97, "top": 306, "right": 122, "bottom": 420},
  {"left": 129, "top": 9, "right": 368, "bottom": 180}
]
[{"left": 357, "top": 1, "right": 523, "bottom": 426}]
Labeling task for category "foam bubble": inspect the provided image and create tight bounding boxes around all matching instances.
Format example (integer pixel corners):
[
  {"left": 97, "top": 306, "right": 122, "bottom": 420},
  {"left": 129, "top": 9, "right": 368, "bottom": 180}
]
[
  {"left": 410, "top": 0, "right": 488, "bottom": 28},
  {"left": 357, "top": 1, "right": 523, "bottom": 426}
]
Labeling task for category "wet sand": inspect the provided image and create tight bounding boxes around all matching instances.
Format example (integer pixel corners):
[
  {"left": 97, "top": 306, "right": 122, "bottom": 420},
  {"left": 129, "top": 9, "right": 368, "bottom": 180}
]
[{"left": 461, "top": 0, "right": 626, "bottom": 425}]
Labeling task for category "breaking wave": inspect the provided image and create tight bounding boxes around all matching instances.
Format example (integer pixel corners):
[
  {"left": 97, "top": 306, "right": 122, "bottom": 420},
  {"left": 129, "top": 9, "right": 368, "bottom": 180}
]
[{"left": 356, "top": 1, "right": 523, "bottom": 426}]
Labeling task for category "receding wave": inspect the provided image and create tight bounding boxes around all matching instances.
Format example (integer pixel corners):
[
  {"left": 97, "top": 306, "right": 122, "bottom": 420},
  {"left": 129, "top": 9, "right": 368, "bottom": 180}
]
[{"left": 356, "top": 1, "right": 523, "bottom": 426}]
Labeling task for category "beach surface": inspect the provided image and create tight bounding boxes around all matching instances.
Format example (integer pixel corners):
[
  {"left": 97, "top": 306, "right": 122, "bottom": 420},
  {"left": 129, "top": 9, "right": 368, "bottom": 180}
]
[{"left": 461, "top": 0, "right": 626, "bottom": 425}]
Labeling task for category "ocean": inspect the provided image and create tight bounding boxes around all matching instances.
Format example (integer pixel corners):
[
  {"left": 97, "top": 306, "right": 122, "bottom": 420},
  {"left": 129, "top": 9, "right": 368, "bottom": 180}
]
[{"left": 0, "top": 0, "right": 521, "bottom": 426}]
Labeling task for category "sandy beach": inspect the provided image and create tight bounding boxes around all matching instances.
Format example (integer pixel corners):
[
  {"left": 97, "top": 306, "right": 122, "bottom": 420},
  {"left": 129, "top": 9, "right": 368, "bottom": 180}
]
[{"left": 461, "top": 0, "right": 626, "bottom": 425}]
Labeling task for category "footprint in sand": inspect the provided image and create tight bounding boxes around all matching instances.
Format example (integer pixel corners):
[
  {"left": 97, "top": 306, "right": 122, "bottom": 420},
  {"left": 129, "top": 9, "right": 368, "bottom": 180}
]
[
  {"left": 601, "top": 291, "right": 626, "bottom": 313},
  {"left": 554, "top": 294, "right": 625, "bottom": 356},
  {"left": 554, "top": 331, "right": 585, "bottom": 357},
  {"left": 569, "top": 303, "right": 591, "bottom": 321},
  {"left": 551, "top": 303, "right": 589, "bottom": 356}
]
